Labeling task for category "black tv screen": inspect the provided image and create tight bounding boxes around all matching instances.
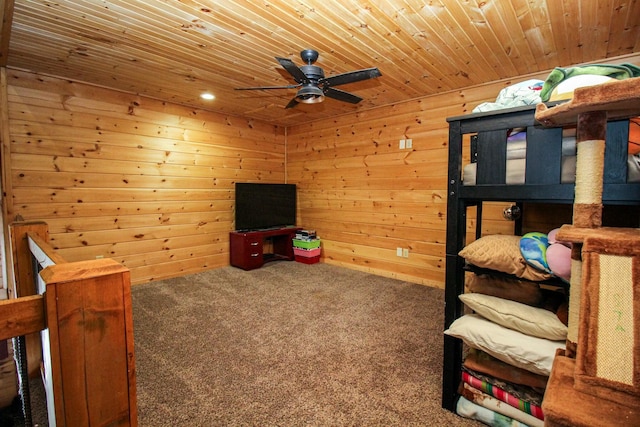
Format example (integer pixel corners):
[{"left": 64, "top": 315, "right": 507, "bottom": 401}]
[{"left": 235, "top": 183, "right": 297, "bottom": 231}]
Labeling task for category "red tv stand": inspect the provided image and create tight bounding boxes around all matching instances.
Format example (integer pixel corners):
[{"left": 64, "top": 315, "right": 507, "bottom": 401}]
[{"left": 229, "top": 227, "right": 300, "bottom": 270}]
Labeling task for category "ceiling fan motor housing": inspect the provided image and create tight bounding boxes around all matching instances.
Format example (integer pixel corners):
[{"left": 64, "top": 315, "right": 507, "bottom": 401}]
[
  {"left": 297, "top": 65, "right": 326, "bottom": 102},
  {"left": 300, "top": 65, "right": 325, "bottom": 84}
]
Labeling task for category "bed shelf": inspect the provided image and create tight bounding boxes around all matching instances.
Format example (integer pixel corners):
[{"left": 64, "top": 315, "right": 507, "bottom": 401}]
[
  {"left": 456, "top": 182, "right": 640, "bottom": 204},
  {"left": 442, "top": 104, "right": 640, "bottom": 413}
]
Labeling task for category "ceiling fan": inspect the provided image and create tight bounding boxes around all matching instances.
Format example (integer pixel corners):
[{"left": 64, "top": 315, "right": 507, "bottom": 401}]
[{"left": 235, "top": 49, "right": 382, "bottom": 109}]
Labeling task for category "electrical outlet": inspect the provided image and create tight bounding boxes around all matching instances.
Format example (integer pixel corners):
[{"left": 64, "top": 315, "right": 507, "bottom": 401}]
[
  {"left": 396, "top": 247, "right": 403, "bottom": 257},
  {"left": 405, "top": 138, "right": 412, "bottom": 149},
  {"left": 402, "top": 248, "right": 409, "bottom": 258},
  {"left": 399, "top": 139, "right": 405, "bottom": 149}
]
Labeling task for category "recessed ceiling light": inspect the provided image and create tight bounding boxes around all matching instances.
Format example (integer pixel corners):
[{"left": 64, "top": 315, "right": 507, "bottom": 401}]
[{"left": 200, "top": 93, "right": 215, "bottom": 100}]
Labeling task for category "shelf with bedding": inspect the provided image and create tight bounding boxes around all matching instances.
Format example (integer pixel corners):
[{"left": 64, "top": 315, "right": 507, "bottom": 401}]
[
  {"left": 442, "top": 101, "right": 640, "bottom": 425},
  {"left": 463, "top": 264, "right": 568, "bottom": 291}
]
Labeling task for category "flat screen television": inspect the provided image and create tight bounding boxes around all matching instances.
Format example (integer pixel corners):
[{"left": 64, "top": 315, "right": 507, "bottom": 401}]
[{"left": 235, "top": 183, "right": 297, "bottom": 231}]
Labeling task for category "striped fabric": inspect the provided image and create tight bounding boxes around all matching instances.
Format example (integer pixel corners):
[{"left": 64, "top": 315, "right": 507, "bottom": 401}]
[{"left": 462, "top": 371, "right": 545, "bottom": 420}]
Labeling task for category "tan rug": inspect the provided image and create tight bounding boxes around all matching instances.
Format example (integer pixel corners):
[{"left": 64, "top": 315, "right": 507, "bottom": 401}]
[{"left": 131, "top": 262, "right": 481, "bottom": 426}]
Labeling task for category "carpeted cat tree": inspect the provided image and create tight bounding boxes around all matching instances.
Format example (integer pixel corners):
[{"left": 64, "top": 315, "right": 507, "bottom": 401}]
[{"left": 535, "top": 78, "right": 640, "bottom": 426}]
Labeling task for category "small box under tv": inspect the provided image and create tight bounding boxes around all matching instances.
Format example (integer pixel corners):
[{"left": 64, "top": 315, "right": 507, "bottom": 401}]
[
  {"left": 293, "top": 234, "right": 321, "bottom": 264},
  {"left": 294, "top": 247, "right": 321, "bottom": 264},
  {"left": 294, "top": 247, "right": 321, "bottom": 257},
  {"left": 295, "top": 254, "right": 320, "bottom": 264},
  {"left": 292, "top": 238, "right": 320, "bottom": 249},
  {"left": 295, "top": 229, "right": 316, "bottom": 240}
]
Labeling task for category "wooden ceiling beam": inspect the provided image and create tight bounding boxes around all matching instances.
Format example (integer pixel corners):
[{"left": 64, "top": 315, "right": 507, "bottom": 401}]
[{"left": 0, "top": 0, "right": 14, "bottom": 67}]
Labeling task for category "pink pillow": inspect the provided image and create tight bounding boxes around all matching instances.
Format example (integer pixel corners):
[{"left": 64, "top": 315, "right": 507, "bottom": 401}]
[
  {"left": 547, "top": 243, "right": 571, "bottom": 281},
  {"left": 547, "top": 228, "right": 572, "bottom": 281}
]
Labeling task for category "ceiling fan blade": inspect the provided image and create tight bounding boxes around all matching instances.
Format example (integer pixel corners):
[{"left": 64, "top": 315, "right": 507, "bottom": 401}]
[
  {"left": 322, "top": 68, "right": 382, "bottom": 87},
  {"left": 285, "top": 97, "right": 299, "bottom": 109},
  {"left": 324, "top": 87, "right": 363, "bottom": 104},
  {"left": 276, "top": 57, "right": 308, "bottom": 83},
  {"left": 235, "top": 84, "right": 301, "bottom": 90}
]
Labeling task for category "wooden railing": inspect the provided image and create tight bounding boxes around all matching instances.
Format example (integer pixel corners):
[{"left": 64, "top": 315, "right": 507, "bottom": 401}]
[
  {"left": 0, "top": 294, "right": 45, "bottom": 340},
  {"left": 4, "top": 221, "right": 137, "bottom": 427}
]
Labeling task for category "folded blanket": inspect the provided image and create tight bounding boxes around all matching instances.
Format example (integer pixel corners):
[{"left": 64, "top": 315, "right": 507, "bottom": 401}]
[
  {"left": 473, "top": 79, "right": 544, "bottom": 113},
  {"left": 540, "top": 63, "right": 640, "bottom": 101},
  {"left": 462, "top": 370, "right": 544, "bottom": 420},
  {"left": 457, "top": 396, "right": 531, "bottom": 427},
  {"left": 461, "top": 383, "right": 544, "bottom": 427}
]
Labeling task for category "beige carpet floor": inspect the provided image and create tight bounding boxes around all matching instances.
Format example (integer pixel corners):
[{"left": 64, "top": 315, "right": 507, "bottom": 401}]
[{"left": 131, "top": 261, "right": 480, "bottom": 426}]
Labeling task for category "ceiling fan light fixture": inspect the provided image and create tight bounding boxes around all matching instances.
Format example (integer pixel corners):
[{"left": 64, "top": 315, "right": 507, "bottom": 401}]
[
  {"left": 235, "top": 49, "right": 381, "bottom": 109},
  {"left": 296, "top": 85, "right": 325, "bottom": 104}
]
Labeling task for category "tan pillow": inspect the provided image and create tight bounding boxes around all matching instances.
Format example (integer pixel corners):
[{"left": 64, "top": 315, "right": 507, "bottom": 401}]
[
  {"left": 459, "top": 293, "right": 568, "bottom": 341},
  {"left": 459, "top": 235, "right": 552, "bottom": 281},
  {"left": 465, "top": 272, "right": 543, "bottom": 306}
]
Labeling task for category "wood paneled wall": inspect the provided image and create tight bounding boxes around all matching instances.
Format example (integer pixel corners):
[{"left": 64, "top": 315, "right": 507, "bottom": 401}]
[
  {"left": 2, "top": 53, "right": 639, "bottom": 289},
  {"left": 3, "top": 68, "right": 285, "bottom": 285},
  {"left": 286, "top": 53, "right": 640, "bottom": 288},
  {"left": 285, "top": 82, "right": 509, "bottom": 287}
]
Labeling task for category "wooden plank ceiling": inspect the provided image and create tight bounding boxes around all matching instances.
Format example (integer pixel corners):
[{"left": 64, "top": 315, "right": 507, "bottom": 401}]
[{"left": 2, "top": 0, "right": 639, "bottom": 126}]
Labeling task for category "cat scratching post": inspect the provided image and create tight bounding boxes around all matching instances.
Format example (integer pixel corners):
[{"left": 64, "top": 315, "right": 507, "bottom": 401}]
[{"left": 535, "top": 77, "right": 640, "bottom": 427}]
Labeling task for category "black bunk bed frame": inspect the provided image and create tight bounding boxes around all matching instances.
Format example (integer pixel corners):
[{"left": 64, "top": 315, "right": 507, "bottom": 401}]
[{"left": 442, "top": 104, "right": 640, "bottom": 412}]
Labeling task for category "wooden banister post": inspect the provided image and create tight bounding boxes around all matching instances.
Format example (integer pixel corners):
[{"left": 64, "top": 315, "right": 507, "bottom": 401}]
[
  {"left": 8, "top": 221, "right": 49, "bottom": 377},
  {"left": 40, "top": 258, "right": 137, "bottom": 426}
]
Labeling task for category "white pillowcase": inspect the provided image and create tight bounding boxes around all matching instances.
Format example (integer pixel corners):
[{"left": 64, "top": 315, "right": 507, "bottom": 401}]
[
  {"left": 444, "top": 314, "right": 565, "bottom": 376},
  {"left": 459, "top": 293, "right": 568, "bottom": 341}
]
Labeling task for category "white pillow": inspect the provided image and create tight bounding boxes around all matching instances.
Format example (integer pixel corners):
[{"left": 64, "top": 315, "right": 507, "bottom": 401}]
[
  {"left": 444, "top": 314, "right": 564, "bottom": 376},
  {"left": 459, "top": 293, "right": 567, "bottom": 341}
]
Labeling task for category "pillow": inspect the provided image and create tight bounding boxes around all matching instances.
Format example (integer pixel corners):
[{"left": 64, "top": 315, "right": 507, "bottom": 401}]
[
  {"left": 547, "top": 228, "right": 560, "bottom": 245},
  {"left": 539, "top": 288, "right": 568, "bottom": 316},
  {"left": 459, "top": 293, "right": 568, "bottom": 340},
  {"left": 546, "top": 228, "right": 572, "bottom": 281},
  {"left": 459, "top": 235, "right": 553, "bottom": 281},
  {"left": 548, "top": 74, "right": 614, "bottom": 101},
  {"left": 465, "top": 273, "right": 543, "bottom": 307},
  {"left": 464, "top": 349, "right": 549, "bottom": 391},
  {"left": 444, "top": 314, "right": 565, "bottom": 376},
  {"left": 547, "top": 243, "right": 571, "bottom": 281},
  {"left": 519, "top": 232, "right": 550, "bottom": 273}
]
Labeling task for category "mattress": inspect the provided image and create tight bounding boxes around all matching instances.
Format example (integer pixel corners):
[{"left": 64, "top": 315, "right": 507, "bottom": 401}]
[
  {"left": 462, "top": 129, "right": 640, "bottom": 185},
  {"left": 463, "top": 155, "right": 640, "bottom": 185},
  {"left": 502, "top": 131, "right": 576, "bottom": 160}
]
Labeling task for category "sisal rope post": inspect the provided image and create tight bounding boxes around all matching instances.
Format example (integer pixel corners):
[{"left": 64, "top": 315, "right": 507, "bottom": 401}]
[
  {"left": 572, "top": 110, "right": 607, "bottom": 229},
  {"left": 565, "top": 110, "right": 608, "bottom": 357}
]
